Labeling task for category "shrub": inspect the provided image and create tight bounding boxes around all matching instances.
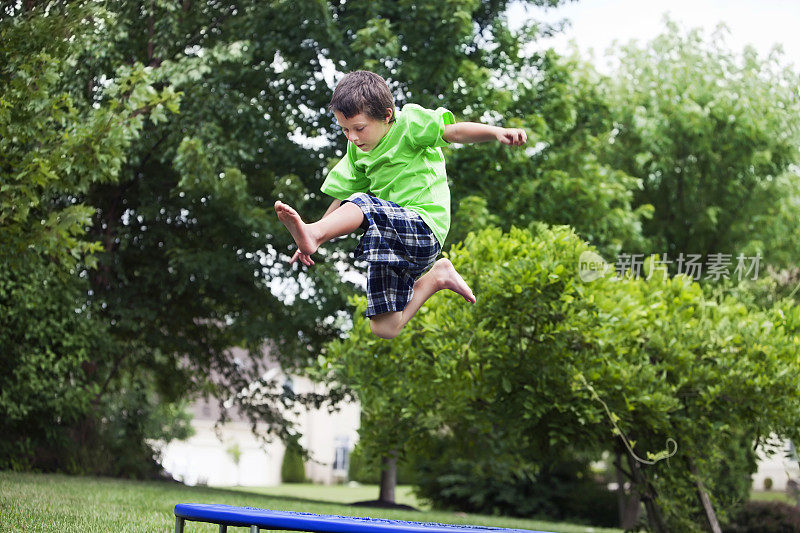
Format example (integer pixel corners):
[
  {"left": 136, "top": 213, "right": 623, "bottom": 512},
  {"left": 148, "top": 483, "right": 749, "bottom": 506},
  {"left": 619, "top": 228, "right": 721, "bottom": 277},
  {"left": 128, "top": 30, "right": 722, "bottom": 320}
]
[
  {"left": 724, "top": 501, "right": 800, "bottom": 533},
  {"left": 410, "top": 437, "right": 617, "bottom": 527},
  {"left": 281, "top": 439, "right": 306, "bottom": 483}
]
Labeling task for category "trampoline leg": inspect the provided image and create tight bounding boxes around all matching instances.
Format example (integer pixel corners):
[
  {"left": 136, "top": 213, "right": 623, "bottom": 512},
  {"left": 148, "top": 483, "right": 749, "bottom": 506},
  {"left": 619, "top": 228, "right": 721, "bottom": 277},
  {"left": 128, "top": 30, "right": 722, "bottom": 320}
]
[
  {"left": 175, "top": 517, "right": 185, "bottom": 533},
  {"left": 250, "top": 526, "right": 259, "bottom": 533},
  {"left": 219, "top": 526, "right": 227, "bottom": 533}
]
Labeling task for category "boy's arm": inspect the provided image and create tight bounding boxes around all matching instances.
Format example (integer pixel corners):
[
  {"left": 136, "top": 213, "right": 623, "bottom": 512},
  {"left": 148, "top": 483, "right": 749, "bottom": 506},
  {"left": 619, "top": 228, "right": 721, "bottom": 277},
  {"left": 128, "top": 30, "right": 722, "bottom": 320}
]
[{"left": 443, "top": 122, "right": 527, "bottom": 146}]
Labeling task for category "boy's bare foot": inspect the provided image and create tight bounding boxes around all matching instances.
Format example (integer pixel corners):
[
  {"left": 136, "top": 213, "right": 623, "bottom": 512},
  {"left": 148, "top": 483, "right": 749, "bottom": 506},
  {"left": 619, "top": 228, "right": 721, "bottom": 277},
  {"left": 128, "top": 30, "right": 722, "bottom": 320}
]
[
  {"left": 274, "top": 201, "right": 319, "bottom": 255},
  {"left": 431, "top": 258, "right": 476, "bottom": 303}
]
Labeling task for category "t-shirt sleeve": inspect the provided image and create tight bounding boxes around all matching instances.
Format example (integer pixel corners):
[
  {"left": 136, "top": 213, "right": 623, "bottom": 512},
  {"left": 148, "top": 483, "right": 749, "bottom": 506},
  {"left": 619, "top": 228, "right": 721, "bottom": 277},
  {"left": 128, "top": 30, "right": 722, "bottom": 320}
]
[
  {"left": 402, "top": 104, "right": 456, "bottom": 149},
  {"left": 320, "top": 144, "right": 370, "bottom": 199}
]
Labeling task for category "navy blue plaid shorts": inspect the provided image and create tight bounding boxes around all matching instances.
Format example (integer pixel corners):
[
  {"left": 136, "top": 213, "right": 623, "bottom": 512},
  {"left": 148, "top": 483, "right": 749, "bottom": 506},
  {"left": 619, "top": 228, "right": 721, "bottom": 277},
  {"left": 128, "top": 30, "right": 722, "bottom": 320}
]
[{"left": 343, "top": 193, "right": 441, "bottom": 317}]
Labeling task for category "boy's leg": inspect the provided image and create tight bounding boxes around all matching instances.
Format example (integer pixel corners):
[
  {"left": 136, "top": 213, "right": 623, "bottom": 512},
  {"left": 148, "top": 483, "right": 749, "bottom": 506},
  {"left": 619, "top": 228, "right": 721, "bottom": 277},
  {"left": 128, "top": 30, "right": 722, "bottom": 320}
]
[
  {"left": 274, "top": 200, "right": 364, "bottom": 255},
  {"left": 369, "top": 258, "right": 476, "bottom": 339}
]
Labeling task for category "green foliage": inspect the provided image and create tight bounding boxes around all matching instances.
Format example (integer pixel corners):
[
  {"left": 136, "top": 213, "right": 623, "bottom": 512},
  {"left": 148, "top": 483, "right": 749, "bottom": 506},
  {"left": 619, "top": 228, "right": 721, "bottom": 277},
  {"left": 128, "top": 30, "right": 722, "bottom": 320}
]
[
  {"left": 345, "top": 443, "right": 376, "bottom": 484},
  {"left": 323, "top": 225, "right": 800, "bottom": 530},
  {"left": 82, "top": 382, "right": 194, "bottom": 479},
  {"left": 347, "top": 442, "right": 416, "bottom": 485},
  {"left": 0, "top": 1, "right": 192, "bottom": 476},
  {"left": 281, "top": 439, "right": 307, "bottom": 483},
  {"left": 0, "top": 2, "right": 179, "bottom": 269},
  {"left": 447, "top": 195, "right": 501, "bottom": 248},
  {"left": 598, "top": 19, "right": 800, "bottom": 267},
  {"left": 3, "top": 0, "right": 587, "bottom": 467},
  {"left": 0, "top": 254, "right": 193, "bottom": 476},
  {"left": 705, "top": 434, "right": 757, "bottom": 516},
  {"left": 0, "top": 256, "right": 101, "bottom": 470},
  {"left": 445, "top": 50, "right": 653, "bottom": 258},
  {"left": 410, "top": 437, "right": 618, "bottom": 526},
  {"left": 724, "top": 501, "right": 800, "bottom": 533},
  {"left": 227, "top": 443, "right": 242, "bottom": 466}
]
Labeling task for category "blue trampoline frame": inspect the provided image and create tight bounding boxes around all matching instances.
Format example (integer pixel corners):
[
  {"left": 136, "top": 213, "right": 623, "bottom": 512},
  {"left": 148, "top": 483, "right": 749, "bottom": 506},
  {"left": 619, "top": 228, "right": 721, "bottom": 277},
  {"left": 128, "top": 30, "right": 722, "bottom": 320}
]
[{"left": 173, "top": 504, "right": 552, "bottom": 533}]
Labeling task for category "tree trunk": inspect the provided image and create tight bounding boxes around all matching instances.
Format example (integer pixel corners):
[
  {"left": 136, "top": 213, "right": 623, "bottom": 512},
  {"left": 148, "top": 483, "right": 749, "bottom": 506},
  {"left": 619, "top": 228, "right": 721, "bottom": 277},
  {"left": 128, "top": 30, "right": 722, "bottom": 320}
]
[
  {"left": 623, "top": 442, "right": 668, "bottom": 533},
  {"left": 614, "top": 450, "right": 642, "bottom": 529},
  {"left": 688, "top": 458, "right": 722, "bottom": 533},
  {"left": 378, "top": 452, "right": 397, "bottom": 504}
]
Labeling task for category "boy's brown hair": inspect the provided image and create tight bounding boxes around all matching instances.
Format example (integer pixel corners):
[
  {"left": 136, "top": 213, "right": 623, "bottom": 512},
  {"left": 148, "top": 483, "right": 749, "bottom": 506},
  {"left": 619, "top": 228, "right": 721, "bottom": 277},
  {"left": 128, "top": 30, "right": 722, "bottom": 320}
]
[{"left": 329, "top": 70, "right": 395, "bottom": 123}]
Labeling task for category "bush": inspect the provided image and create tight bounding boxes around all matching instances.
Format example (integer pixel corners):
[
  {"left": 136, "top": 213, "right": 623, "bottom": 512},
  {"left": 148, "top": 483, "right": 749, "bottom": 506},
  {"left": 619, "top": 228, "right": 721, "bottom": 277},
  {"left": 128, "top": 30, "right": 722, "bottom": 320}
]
[
  {"left": 329, "top": 223, "right": 800, "bottom": 531},
  {"left": 0, "top": 256, "right": 194, "bottom": 478},
  {"left": 724, "top": 501, "right": 800, "bottom": 533},
  {"left": 0, "top": 258, "right": 98, "bottom": 471},
  {"left": 410, "top": 437, "right": 618, "bottom": 527},
  {"left": 281, "top": 439, "right": 306, "bottom": 483}
]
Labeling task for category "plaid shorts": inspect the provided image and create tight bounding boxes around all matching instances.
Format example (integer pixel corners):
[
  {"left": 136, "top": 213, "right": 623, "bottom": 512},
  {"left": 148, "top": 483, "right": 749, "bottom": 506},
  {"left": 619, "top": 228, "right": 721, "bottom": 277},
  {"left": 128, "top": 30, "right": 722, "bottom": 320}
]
[{"left": 343, "top": 193, "right": 441, "bottom": 317}]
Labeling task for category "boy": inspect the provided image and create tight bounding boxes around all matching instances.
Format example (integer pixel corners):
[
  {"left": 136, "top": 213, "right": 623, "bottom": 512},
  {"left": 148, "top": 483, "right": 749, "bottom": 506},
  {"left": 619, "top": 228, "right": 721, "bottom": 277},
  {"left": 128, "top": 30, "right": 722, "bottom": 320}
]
[{"left": 275, "top": 70, "right": 526, "bottom": 339}]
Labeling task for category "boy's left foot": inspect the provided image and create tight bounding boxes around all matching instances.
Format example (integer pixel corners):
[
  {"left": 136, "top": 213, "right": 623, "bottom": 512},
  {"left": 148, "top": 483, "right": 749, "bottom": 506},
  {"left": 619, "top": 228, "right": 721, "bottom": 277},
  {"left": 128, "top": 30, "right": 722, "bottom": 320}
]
[{"left": 431, "top": 258, "right": 476, "bottom": 303}]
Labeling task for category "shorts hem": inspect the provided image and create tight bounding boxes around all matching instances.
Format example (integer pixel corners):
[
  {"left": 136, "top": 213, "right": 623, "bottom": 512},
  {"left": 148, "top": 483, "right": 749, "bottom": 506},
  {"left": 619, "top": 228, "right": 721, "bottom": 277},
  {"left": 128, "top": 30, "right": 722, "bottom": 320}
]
[{"left": 364, "top": 288, "right": 413, "bottom": 318}]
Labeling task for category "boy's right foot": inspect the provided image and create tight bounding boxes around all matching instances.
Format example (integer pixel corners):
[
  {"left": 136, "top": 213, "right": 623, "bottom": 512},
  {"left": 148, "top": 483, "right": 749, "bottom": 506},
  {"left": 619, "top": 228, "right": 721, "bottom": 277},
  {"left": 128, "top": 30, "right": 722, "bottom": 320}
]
[
  {"left": 431, "top": 258, "right": 477, "bottom": 303},
  {"left": 274, "top": 201, "right": 319, "bottom": 255}
]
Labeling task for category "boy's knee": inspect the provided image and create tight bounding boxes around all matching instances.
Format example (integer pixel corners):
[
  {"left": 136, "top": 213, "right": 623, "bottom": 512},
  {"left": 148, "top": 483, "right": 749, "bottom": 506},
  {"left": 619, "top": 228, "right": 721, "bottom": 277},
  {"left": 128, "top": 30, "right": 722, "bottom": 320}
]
[{"left": 370, "top": 316, "right": 400, "bottom": 339}]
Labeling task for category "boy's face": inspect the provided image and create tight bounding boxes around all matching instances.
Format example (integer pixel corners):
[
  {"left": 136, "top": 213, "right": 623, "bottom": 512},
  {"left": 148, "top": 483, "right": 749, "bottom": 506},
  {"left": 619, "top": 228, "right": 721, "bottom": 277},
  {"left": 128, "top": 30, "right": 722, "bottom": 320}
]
[{"left": 334, "top": 109, "right": 392, "bottom": 152}]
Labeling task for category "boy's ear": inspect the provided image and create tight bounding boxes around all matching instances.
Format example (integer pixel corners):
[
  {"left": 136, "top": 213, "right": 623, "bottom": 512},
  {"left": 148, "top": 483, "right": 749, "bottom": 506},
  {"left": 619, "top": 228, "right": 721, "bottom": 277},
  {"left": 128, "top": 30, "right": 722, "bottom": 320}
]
[{"left": 385, "top": 107, "right": 394, "bottom": 122}]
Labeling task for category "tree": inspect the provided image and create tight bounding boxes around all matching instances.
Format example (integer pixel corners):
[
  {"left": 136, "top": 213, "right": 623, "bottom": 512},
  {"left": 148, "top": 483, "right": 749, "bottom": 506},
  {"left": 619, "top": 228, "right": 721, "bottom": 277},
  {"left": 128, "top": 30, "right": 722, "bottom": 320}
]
[
  {"left": 3, "top": 0, "right": 594, "bottom": 475},
  {"left": 597, "top": 18, "right": 800, "bottom": 268},
  {"left": 446, "top": 49, "right": 653, "bottom": 259},
  {"left": 323, "top": 225, "right": 800, "bottom": 530},
  {"left": 74, "top": 0, "right": 596, "bottom": 433},
  {"left": 325, "top": 0, "right": 659, "bottom": 501},
  {"left": 73, "top": 0, "right": 589, "bottom": 492},
  {"left": 0, "top": 2, "right": 178, "bottom": 269},
  {"left": 0, "top": 1, "right": 187, "bottom": 474},
  {"left": 322, "top": 11, "right": 800, "bottom": 527}
]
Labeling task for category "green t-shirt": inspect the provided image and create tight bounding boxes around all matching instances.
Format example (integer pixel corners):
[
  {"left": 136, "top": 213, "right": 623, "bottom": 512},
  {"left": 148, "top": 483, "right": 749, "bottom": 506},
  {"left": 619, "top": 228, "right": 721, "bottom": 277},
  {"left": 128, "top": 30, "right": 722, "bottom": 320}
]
[{"left": 321, "top": 103, "right": 455, "bottom": 247}]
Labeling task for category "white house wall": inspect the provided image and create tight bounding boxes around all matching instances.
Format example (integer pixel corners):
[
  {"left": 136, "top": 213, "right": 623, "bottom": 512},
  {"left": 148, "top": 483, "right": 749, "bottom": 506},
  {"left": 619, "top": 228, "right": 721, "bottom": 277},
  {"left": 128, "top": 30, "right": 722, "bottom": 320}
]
[
  {"left": 751, "top": 440, "right": 799, "bottom": 492},
  {"left": 158, "top": 370, "right": 360, "bottom": 487},
  {"left": 159, "top": 418, "right": 284, "bottom": 487},
  {"left": 297, "top": 377, "right": 361, "bottom": 485}
]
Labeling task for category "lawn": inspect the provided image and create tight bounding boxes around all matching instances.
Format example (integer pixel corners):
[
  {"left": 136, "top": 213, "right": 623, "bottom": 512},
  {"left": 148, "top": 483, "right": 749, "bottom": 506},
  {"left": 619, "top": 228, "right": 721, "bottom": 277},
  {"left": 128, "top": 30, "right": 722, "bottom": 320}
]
[
  {"left": 0, "top": 471, "right": 622, "bottom": 533},
  {"left": 230, "top": 482, "right": 425, "bottom": 509},
  {"left": 749, "top": 489, "right": 797, "bottom": 505}
]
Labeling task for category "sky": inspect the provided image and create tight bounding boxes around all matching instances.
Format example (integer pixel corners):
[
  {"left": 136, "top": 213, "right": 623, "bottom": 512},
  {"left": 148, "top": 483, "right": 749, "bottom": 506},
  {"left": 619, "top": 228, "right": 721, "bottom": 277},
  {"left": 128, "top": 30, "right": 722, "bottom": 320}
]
[{"left": 510, "top": 0, "right": 800, "bottom": 71}]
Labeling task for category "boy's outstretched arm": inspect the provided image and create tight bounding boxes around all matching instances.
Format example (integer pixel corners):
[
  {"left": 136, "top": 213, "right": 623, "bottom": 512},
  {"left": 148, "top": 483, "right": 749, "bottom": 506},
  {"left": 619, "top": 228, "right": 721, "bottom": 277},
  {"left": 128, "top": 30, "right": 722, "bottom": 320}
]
[{"left": 443, "top": 122, "right": 527, "bottom": 146}]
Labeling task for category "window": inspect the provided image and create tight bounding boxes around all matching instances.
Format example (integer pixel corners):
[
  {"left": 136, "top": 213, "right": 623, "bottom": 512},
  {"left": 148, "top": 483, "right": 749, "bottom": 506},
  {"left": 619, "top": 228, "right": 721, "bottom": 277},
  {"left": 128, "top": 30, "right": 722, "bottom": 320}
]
[
  {"left": 333, "top": 436, "right": 350, "bottom": 473},
  {"left": 282, "top": 377, "right": 295, "bottom": 399}
]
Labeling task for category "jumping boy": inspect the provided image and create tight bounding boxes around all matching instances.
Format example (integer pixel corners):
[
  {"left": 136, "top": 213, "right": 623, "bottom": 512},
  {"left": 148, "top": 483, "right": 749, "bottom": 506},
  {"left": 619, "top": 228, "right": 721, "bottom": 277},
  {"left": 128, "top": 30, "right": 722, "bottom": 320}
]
[{"left": 275, "top": 70, "right": 526, "bottom": 339}]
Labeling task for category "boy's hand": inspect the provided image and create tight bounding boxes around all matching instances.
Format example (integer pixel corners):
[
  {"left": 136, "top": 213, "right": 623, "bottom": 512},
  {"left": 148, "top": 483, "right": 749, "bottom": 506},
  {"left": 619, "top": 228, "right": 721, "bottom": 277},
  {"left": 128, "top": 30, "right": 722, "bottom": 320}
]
[
  {"left": 496, "top": 128, "right": 527, "bottom": 146},
  {"left": 290, "top": 249, "right": 315, "bottom": 266}
]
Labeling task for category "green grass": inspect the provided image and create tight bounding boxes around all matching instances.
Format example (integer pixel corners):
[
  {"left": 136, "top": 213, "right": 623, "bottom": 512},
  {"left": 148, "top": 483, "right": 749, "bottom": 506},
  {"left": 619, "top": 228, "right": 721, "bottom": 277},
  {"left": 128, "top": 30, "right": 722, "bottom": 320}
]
[
  {"left": 0, "top": 471, "right": 622, "bottom": 533},
  {"left": 749, "top": 490, "right": 797, "bottom": 505},
  {"left": 230, "top": 483, "right": 425, "bottom": 509}
]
